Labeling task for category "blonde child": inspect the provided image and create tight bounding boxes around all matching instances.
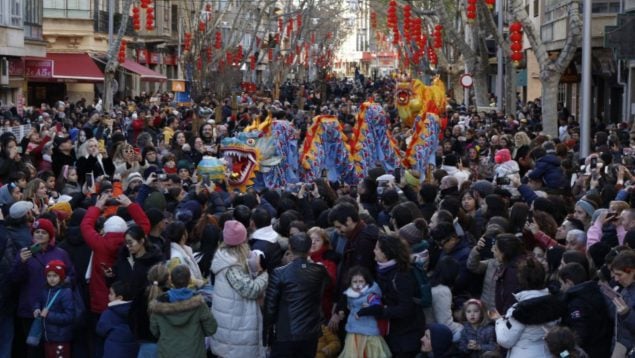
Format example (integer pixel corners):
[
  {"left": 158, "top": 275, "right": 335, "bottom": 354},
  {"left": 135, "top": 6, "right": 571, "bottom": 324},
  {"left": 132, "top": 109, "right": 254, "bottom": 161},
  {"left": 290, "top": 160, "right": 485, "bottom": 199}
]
[
  {"left": 338, "top": 266, "right": 391, "bottom": 358},
  {"left": 458, "top": 299, "right": 497, "bottom": 357}
]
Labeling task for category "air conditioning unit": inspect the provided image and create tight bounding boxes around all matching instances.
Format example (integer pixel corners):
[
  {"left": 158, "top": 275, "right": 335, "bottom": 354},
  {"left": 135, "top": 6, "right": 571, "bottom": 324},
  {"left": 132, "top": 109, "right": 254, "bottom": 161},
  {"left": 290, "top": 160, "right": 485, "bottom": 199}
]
[{"left": 0, "top": 58, "right": 9, "bottom": 86}]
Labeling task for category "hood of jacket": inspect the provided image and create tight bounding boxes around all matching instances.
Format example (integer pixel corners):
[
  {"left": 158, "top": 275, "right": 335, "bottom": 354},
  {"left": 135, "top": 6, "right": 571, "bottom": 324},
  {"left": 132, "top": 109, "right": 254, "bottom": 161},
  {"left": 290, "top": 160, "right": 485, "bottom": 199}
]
[
  {"left": 107, "top": 300, "right": 132, "bottom": 318},
  {"left": 149, "top": 294, "right": 206, "bottom": 327},
  {"left": 64, "top": 225, "right": 85, "bottom": 246},
  {"left": 497, "top": 160, "right": 520, "bottom": 175},
  {"left": 343, "top": 281, "right": 381, "bottom": 299},
  {"left": 211, "top": 248, "right": 240, "bottom": 274},
  {"left": 511, "top": 289, "right": 565, "bottom": 325},
  {"left": 250, "top": 225, "right": 279, "bottom": 244}
]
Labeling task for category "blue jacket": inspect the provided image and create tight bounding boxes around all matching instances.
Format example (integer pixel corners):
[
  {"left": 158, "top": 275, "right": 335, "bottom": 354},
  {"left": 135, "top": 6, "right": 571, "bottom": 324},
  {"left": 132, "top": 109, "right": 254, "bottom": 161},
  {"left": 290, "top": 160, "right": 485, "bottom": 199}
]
[
  {"left": 38, "top": 285, "right": 74, "bottom": 342},
  {"left": 439, "top": 238, "right": 474, "bottom": 296},
  {"left": 344, "top": 281, "right": 382, "bottom": 336},
  {"left": 9, "top": 246, "right": 75, "bottom": 318},
  {"left": 458, "top": 323, "right": 497, "bottom": 357},
  {"left": 527, "top": 154, "right": 567, "bottom": 190},
  {"left": 96, "top": 301, "right": 139, "bottom": 358}
]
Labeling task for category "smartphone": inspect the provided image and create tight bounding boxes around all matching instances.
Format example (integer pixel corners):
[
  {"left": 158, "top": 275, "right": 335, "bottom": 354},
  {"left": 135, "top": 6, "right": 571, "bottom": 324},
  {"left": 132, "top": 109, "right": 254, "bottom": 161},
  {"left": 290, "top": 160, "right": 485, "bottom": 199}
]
[
  {"left": 158, "top": 173, "right": 167, "bottom": 181},
  {"left": 85, "top": 172, "right": 94, "bottom": 188},
  {"left": 202, "top": 174, "right": 210, "bottom": 186},
  {"left": 590, "top": 157, "right": 598, "bottom": 169},
  {"left": 16, "top": 147, "right": 22, "bottom": 154},
  {"left": 599, "top": 281, "right": 621, "bottom": 300},
  {"left": 29, "top": 243, "right": 42, "bottom": 254}
]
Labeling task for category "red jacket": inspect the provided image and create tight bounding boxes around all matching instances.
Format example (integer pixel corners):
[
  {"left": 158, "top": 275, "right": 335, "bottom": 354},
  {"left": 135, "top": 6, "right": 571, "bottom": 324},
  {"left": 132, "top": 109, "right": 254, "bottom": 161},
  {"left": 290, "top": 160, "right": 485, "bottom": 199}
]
[
  {"left": 80, "top": 203, "right": 150, "bottom": 313},
  {"left": 310, "top": 247, "right": 337, "bottom": 318}
]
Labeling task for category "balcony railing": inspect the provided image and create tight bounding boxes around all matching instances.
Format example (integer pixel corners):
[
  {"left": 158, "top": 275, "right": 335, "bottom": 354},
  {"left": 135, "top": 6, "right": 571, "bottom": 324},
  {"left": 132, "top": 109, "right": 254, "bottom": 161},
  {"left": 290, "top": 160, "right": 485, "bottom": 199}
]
[{"left": 44, "top": 7, "right": 91, "bottom": 20}]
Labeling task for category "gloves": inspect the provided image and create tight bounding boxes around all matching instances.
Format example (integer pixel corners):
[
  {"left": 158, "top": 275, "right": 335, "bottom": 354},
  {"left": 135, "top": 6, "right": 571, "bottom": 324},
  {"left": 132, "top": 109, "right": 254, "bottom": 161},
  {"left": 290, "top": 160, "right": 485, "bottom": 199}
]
[{"left": 356, "top": 304, "right": 384, "bottom": 317}]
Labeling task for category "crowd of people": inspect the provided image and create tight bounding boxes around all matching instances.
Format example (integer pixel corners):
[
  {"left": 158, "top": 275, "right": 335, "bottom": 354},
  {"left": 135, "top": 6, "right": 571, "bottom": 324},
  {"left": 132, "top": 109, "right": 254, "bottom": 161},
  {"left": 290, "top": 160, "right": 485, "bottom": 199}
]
[{"left": 1, "top": 75, "right": 635, "bottom": 358}]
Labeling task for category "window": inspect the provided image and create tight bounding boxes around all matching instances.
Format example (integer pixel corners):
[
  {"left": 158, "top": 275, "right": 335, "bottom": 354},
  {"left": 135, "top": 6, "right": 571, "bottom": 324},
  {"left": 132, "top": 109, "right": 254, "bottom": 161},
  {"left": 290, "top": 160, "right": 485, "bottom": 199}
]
[
  {"left": 591, "top": 0, "right": 621, "bottom": 13},
  {"left": 171, "top": 4, "right": 178, "bottom": 33},
  {"left": 11, "top": 0, "right": 22, "bottom": 26},
  {"left": 24, "top": 0, "right": 43, "bottom": 40},
  {"left": 44, "top": 0, "right": 90, "bottom": 19},
  {"left": 533, "top": 0, "right": 539, "bottom": 17}
]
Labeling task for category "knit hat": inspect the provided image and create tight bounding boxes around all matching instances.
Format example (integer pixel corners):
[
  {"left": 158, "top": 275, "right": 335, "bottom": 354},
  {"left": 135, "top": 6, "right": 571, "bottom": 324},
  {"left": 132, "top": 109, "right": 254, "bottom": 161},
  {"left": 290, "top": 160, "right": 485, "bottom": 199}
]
[
  {"left": 143, "top": 192, "right": 167, "bottom": 212},
  {"left": 32, "top": 218, "right": 56, "bottom": 243},
  {"left": 146, "top": 208, "right": 165, "bottom": 227},
  {"left": 399, "top": 221, "right": 426, "bottom": 245},
  {"left": 494, "top": 148, "right": 512, "bottom": 164},
  {"left": 9, "top": 201, "right": 34, "bottom": 219},
  {"left": 470, "top": 180, "right": 495, "bottom": 197},
  {"left": 575, "top": 200, "right": 596, "bottom": 218},
  {"left": 103, "top": 215, "right": 128, "bottom": 234},
  {"left": 404, "top": 170, "right": 421, "bottom": 187},
  {"left": 45, "top": 259, "right": 66, "bottom": 281},
  {"left": 49, "top": 201, "right": 72, "bottom": 222},
  {"left": 0, "top": 183, "right": 15, "bottom": 206},
  {"left": 124, "top": 172, "right": 143, "bottom": 190},
  {"left": 427, "top": 323, "right": 453, "bottom": 357},
  {"left": 223, "top": 220, "right": 247, "bottom": 246}
]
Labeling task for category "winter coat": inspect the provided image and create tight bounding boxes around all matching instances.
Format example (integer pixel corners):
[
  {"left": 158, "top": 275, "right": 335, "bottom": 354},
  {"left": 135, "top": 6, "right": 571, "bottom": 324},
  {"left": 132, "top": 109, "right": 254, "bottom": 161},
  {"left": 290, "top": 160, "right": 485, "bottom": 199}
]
[
  {"left": 494, "top": 160, "right": 520, "bottom": 181},
  {"left": 265, "top": 258, "right": 330, "bottom": 343},
  {"left": 9, "top": 245, "right": 75, "bottom": 318},
  {"left": 561, "top": 281, "right": 613, "bottom": 358},
  {"left": 0, "top": 220, "right": 17, "bottom": 315},
  {"left": 6, "top": 220, "right": 33, "bottom": 250},
  {"left": 96, "top": 301, "right": 139, "bottom": 358},
  {"left": 169, "top": 243, "right": 204, "bottom": 281},
  {"left": 57, "top": 221, "right": 91, "bottom": 311},
  {"left": 76, "top": 154, "right": 115, "bottom": 184},
  {"left": 586, "top": 220, "right": 626, "bottom": 249},
  {"left": 336, "top": 221, "right": 379, "bottom": 296},
  {"left": 495, "top": 289, "right": 560, "bottom": 358},
  {"left": 494, "top": 259, "right": 522, "bottom": 314},
  {"left": 81, "top": 203, "right": 150, "bottom": 313},
  {"left": 527, "top": 154, "right": 567, "bottom": 190},
  {"left": 38, "top": 285, "right": 74, "bottom": 343},
  {"left": 428, "top": 285, "right": 463, "bottom": 337},
  {"left": 51, "top": 148, "right": 76, "bottom": 179},
  {"left": 249, "top": 225, "right": 284, "bottom": 270},
  {"left": 149, "top": 294, "right": 217, "bottom": 358},
  {"left": 344, "top": 281, "right": 383, "bottom": 336},
  {"left": 614, "top": 282, "right": 635, "bottom": 352},
  {"left": 467, "top": 246, "right": 499, "bottom": 310},
  {"left": 373, "top": 263, "right": 425, "bottom": 354},
  {"left": 458, "top": 323, "right": 497, "bottom": 357},
  {"left": 111, "top": 245, "right": 163, "bottom": 298},
  {"left": 438, "top": 238, "right": 475, "bottom": 296},
  {"left": 209, "top": 248, "right": 269, "bottom": 358}
]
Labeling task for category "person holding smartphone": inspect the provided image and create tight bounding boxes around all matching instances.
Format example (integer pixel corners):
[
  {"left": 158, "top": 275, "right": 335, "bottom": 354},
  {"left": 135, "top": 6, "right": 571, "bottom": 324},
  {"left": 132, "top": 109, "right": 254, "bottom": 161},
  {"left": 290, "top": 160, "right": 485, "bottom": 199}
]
[
  {"left": 605, "top": 251, "right": 635, "bottom": 356},
  {"left": 9, "top": 218, "right": 75, "bottom": 357}
]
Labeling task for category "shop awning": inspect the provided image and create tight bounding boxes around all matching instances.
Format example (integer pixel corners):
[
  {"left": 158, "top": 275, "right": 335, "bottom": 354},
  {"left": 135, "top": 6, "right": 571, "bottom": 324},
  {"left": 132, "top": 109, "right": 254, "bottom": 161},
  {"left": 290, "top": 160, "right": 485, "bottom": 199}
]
[
  {"left": 120, "top": 59, "right": 167, "bottom": 82},
  {"left": 46, "top": 53, "right": 104, "bottom": 82}
]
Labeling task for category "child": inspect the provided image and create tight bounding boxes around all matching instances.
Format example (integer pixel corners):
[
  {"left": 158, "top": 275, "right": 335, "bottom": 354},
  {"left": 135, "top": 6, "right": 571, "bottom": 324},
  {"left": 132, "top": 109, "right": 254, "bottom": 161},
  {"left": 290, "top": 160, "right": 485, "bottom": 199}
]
[
  {"left": 162, "top": 153, "right": 177, "bottom": 175},
  {"left": 57, "top": 165, "right": 81, "bottom": 196},
  {"left": 34, "top": 260, "right": 74, "bottom": 358},
  {"left": 149, "top": 264, "right": 217, "bottom": 358},
  {"left": 544, "top": 326, "right": 588, "bottom": 358},
  {"left": 338, "top": 266, "right": 391, "bottom": 358},
  {"left": 458, "top": 299, "right": 497, "bottom": 357},
  {"left": 96, "top": 282, "right": 139, "bottom": 357}
]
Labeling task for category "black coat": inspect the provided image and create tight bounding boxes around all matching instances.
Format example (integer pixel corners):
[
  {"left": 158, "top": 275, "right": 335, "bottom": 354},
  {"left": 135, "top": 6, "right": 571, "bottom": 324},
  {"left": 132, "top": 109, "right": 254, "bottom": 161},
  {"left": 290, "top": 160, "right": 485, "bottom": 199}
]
[
  {"left": 264, "top": 258, "right": 330, "bottom": 343},
  {"left": 52, "top": 148, "right": 77, "bottom": 178},
  {"left": 58, "top": 224, "right": 91, "bottom": 306},
  {"left": 562, "top": 281, "right": 613, "bottom": 358},
  {"left": 335, "top": 222, "right": 379, "bottom": 296},
  {"left": 76, "top": 154, "right": 115, "bottom": 184},
  {"left": 374, "top": 265, "right": 425, "bottom": 354},
  {"left": 111, "top": 246, "right": 163, "bottom": 298}
]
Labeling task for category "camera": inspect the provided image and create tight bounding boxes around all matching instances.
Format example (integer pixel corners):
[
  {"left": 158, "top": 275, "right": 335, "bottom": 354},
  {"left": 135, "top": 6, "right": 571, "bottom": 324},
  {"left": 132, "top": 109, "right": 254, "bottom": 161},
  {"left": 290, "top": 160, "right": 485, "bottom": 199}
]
[
  {"left": 305, "top": 183, "right": 314, "bottom": 191},
  {"left": 496, "top": 177, "right": 510, "bottom": 185}
]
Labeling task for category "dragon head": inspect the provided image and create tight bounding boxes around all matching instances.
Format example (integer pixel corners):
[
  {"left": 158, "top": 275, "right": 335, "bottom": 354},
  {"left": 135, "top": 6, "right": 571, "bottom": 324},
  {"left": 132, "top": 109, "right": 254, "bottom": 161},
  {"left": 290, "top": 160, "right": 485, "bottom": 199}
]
[
  {"left": 220, "top": 130, "right": 281, "bottom": 191},
  {"left": 394, "top": 80, "right": 424, "bottom": 128}
]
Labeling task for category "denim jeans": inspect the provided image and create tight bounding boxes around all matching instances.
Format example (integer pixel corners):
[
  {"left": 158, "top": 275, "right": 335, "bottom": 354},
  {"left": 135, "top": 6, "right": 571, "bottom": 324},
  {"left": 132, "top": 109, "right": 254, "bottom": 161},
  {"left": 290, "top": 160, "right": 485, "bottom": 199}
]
[
  {"left": 137, "top": 342, "right": 158, "bottom": 358},
  {"left": 0, "top": 313, "right": 13, "bottom": 358}
]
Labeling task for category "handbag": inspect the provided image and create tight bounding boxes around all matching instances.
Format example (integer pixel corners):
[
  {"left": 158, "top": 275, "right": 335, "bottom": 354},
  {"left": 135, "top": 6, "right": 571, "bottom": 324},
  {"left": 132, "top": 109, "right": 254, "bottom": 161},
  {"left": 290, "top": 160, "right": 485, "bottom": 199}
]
[{"left": 26, "top": 289, "right": 61, "bottom": 346}]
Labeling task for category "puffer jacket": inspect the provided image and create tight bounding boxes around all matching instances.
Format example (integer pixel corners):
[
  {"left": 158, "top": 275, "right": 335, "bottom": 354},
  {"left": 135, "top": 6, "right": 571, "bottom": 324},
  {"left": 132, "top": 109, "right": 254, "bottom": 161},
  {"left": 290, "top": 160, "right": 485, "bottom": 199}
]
[
  {"left": 615, "top": 282, "right": 635, "bottom": 353},
  {"left": 96, "top": 301, "right": 139, "bottom": 358},
  {"left": 264, "top": 258, "right": 330, "bottom": 343},
  {"left": 81, "top": 203, "right": 150, "bottom": 313},
  {"left": 495, "top": 289, "right": 561, "bottom": 358},
  {"left": 344, "top": 281, "right": 383, "bottom": 336},
  {"left": 209, "top": 248, "right": 268, "bottom": 358},
  {"left": 527, "top": 154, "right": 567, "bottom": 190},
  {"left": 111, "top": 245, "right": 163, "bottom": 298},
  {"left": 149, "top": 294, "right": 217, "bottom": 358},
  {"left": 39, "top": 285, "right": 74, "bottom": 343}
]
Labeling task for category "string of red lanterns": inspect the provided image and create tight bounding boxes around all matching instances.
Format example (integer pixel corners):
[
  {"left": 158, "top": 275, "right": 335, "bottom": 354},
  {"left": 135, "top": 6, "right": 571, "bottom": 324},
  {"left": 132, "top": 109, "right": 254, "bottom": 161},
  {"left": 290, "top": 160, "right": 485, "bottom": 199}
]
[
  {"left": 118, "top": 39, "right": 127, "bottom": 63},
  {"left": 509, "top": 21, "right": 523, "bottom": 67}
]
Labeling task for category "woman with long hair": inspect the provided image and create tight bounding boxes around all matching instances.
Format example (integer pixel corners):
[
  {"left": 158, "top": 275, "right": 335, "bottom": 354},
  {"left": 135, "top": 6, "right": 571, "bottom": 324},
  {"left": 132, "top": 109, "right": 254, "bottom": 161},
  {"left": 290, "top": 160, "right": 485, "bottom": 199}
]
[
  {"left": 210, "top": 220, "right": 269, "bottom": 357},
  {"left": 165, "top": 221, "right": 205, "bottom": 288},
  {"left": 190, "top": 204, "right": 222, "bottom": 280},
  {"left": 356, "top": 235, "right": 425, "bottom": 357},
  {"left": 23, "top": 178, "right": 49, "bottom": 214},
  {"left": 492, "top": 234, "right": 526, "bottom": 314}
]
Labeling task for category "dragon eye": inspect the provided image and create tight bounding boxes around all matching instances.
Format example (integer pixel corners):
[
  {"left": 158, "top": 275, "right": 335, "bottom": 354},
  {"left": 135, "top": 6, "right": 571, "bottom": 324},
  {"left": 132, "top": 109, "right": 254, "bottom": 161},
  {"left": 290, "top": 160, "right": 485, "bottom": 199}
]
[{"left": 246, "top": 138, "right": 256, "bottom": 146}]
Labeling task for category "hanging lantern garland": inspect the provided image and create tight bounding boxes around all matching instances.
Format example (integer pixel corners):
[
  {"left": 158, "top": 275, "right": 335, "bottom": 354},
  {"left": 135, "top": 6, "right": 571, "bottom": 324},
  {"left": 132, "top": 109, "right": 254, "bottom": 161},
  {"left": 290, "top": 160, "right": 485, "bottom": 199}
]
[
  {"left": 132, "top": 6, "right": 141, "bottom": 31},
  {"left": 370, "top": 11, "right": 377, "bottom": 29},
  {"left": 466, "top": 0, "right": 477, "bottom": 23},
  {"left": 145, "top": 5, "right": 154, "bottom": 31},
  {"left": 183, "top": 32, "right": 192, "bottom": 52},
  {"left": 509, "top": 21, "right": 523, "bottom": 67},
  {"left": 214, "top": 31, "right": 222, "bottom": 49},
  {"left": 486, "top": 0, "right": 495, "bottom": 10},
  {"left": 118, "top": 40, "right": 127, "bottom": 63},
  {"left": 403, "top": 5, "right": 411, "bottom": 42},
  {"left": 433, "top": 24, "right": 443, "bottom": 49}
]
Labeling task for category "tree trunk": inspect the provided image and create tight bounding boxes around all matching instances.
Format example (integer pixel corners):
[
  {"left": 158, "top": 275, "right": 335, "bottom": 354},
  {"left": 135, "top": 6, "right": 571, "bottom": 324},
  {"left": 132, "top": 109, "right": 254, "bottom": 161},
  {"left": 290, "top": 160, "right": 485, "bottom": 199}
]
[
  {"left": 103, "top": 0, "right": 133, "bottom": 113},
  {"left": 542, "top": 76, "right": 560, "bottom": 137},
  {"left": 505, "top": 61, "right": 516, "bottom": 115},
  {"left": 468, "top": 59, "right": 489, "bottom": 107}
]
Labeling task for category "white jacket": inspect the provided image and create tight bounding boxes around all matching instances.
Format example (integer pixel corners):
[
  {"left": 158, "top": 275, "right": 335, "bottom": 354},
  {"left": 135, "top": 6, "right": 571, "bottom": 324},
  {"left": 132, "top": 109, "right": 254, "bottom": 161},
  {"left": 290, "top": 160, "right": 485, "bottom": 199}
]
[
  {"left": 426, "top": 285, "right": 463, "bottom": 339},
  {"left": 495, "top": 289, "right": 557, "bottom": 358},
  {"left": 209, "top": 248, "right": 268, "bottom": 358}
]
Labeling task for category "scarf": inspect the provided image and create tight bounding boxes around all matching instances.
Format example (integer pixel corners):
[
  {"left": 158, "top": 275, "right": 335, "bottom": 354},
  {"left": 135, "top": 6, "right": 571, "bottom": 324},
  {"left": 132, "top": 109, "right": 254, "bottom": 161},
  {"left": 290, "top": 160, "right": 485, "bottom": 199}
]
[
  {"left": 167, "top": 287, "right": 194, "bottom": 302},
  {"left": 377, "top": 259, "right": 397, "bottom": 273}
]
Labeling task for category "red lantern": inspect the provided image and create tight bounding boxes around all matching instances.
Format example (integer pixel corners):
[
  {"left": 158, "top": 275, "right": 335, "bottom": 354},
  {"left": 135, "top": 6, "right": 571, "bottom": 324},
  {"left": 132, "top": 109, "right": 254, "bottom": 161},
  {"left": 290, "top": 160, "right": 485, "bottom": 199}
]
[
  {"left": 486, "top": 0, "right": 495, "bottom": 10},
  {"left": 510, "top": 51, "right": 523, "bottom": 62},
  {"left": 268, "top": 48, "right": 273, "bottom": 61},
  {"left": 509, "top": 22, "right": 522, "bottom": 32},
  {"left": 206, "top": 47, "right": 212, "bottom": 61},
  {"left": 198, "top": 21, "right": 205, "bottom": 32},
  {"left": 235, "top": 45, "right": 243, "bottom": 63},
  {"left": 509, "top": 31, "right": 522, "bottom": 42},
  {"left": 140, "top": 0, "right": 149, "bottom": 9},
  {"left": 510, "top": 42, "right": 522, "bottom": 52},
  {"left": 184, "top": 32, "right": 192, "bottom": 52},
  {"left": 226, "top": 52, "right": 233, "bottom": 65},
  {"left": 278, "top": 17, "right": 283, "bottom": 33},
  {"left": 250, "top": 55, "right": 256, "bottom": 70},
  {"left": 466, "top": 10, "right": 476, "bottom": 22},
  {"left": 214, "top": 31, "right": 222, "bottom": 49},
  {"left": 118, "top": 40, "right": 127, "bottom": 63},
  {"left": 132, "top": 7, "right": 141, "bottom": 31},
  {"left": 286, "top": 19, "right": 293, "bottom": 37},
  {"left": 145, "top": 6, "right": 154, "bottom": 31},
  {"left": 296, "top": 15, "right": 302, "bottom": 29}
]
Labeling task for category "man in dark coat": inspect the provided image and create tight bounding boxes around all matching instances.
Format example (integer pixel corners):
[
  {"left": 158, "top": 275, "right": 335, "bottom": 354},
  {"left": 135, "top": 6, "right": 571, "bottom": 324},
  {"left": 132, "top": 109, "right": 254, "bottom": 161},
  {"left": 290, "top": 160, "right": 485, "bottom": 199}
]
[
  {"left": 264, "top": 233, "right": 330, "bottom": 357},
  {"left": 559, "top": 262, "right": 613, "bottom": 358}
]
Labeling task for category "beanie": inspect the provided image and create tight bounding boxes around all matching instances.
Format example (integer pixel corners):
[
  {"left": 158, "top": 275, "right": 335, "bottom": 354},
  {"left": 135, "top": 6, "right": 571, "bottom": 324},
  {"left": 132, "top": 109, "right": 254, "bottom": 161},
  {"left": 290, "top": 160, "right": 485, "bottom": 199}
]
[
  {"left": 146, "top": 208, "right": 165, "bottom": 227},
  {"left": 494, "top": 148, "right": 512, "bottom": 164},
  {"left": 49, "top": 201, "right": 72, "bottom": 222},
  {"left": 45, "top": 259, "right": 66, "bottom": 281},
  {"left": 103, "top": 215, "right": 128, "bottom": 234},
  {"left": 32, "top": 218, "right": 56, "bottom": 246},
  {"left": 427, "top": 323, "right": 453, "bottom": 357},
  {"left": 399, "top": 221, "right": 425, "bottom": 245},
  {"left": 223, "top": 220, "right": 247, "bottom": 246},
  {"left": 576, "top": 200, "right": 596, "bottom": 218}
]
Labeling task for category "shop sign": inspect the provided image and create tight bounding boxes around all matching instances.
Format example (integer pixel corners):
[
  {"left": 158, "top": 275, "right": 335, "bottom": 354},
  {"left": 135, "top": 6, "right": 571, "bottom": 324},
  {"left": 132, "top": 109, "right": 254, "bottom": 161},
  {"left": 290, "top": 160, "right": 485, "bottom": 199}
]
[
  {"left": 25, "top": 60, "right": 53, "bottom": 79},
  {"left": 8, "top": 58, "right": 24, "bottom": 76},
  {"left": 171, "top": 80, "right": 186, "bottom": 92},
  {"left": 149, "top": 52, "right": 161, "bottom": 65},
  {"left": 164, "top": 54, "right": 177, "bottom": 65}
]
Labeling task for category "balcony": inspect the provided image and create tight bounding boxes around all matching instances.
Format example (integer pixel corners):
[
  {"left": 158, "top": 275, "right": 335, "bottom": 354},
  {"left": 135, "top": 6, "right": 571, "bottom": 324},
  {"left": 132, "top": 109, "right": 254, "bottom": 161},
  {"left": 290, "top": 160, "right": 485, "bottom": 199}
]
[
  {"left": 44, "top": 6, "right": 91, "bottom": 20},
  {"left": 93, "top": 11, "right": 136, "bottom": 37}
]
